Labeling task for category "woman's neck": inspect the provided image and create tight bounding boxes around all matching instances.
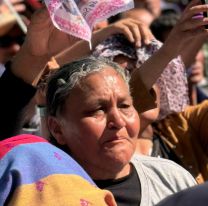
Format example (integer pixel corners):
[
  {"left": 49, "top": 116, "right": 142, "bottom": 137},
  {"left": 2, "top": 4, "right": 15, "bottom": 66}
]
[{"left": 140, "top": 124, "right": 154, "bottom": 138}]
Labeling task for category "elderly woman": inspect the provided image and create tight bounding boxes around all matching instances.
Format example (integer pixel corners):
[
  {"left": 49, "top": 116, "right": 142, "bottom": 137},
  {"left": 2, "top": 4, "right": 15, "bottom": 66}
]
[
  {"left": 1, "top": 0, "right": 208, "bottom": 205},
  {"left": 46, "top": 56, "right": 196, "bottom": 206},
  {"left": 91, "top": 17, "right": 208, "bottom": 185}
]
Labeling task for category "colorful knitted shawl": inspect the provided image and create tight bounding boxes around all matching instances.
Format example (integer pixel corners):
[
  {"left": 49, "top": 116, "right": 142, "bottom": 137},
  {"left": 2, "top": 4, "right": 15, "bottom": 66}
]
[{"left": 0, "top": 134, "right": 116, "bottom": 206}]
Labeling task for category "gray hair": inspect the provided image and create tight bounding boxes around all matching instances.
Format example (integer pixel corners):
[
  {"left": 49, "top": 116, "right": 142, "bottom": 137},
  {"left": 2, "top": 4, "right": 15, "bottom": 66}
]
[{"left": 46, "top": 56, "right": 130, "bottom": 116}]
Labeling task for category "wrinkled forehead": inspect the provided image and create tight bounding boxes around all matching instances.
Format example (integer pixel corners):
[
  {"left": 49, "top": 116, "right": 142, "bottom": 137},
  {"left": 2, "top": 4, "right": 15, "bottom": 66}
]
[
  {"left": 77, "top": 67, "right": 130, "bottom": 92},
  {"left": 64, "top": 68, "right": 132, "bottom": 107}
]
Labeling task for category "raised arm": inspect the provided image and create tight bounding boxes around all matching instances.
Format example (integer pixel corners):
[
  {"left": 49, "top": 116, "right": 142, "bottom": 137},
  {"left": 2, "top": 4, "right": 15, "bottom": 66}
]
[
  {"left": 10, "top": 8, "right": 79, "bottom": 86},
  {"left": 55, "top": 18, "right": 155, "bottom": 66},
  {"left": 0, "top": 8, "right": 78, "bottom": 139},
  {"left": 131, "top": 0, "right": 208, "bottom": 92}
]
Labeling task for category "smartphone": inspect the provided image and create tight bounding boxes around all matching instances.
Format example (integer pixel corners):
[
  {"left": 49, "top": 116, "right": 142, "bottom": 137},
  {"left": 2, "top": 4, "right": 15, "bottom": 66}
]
[{"left": 201, "top": 0, "right": 208, "bottom": 28}]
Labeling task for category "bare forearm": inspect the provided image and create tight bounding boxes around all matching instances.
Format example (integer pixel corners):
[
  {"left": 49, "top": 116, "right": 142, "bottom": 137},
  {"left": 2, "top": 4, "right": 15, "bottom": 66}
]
[
  {"left": 11, "top": 45, "right": 49, "bottom": 86},
  {"left": 56, "top": 26, "right": 115, "bottom": 66},
  {"left": 130, "top": 44, "right": 175, "bottom": 91}
]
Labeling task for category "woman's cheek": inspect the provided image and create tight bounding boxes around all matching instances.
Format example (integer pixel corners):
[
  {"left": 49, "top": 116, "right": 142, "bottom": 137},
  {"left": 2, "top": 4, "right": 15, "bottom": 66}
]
[
  {"left": 125, "top": 108, "right": 140, "bottom": 138},
  {"left": 80, "top": 117, "right": 107, "bottom": 138}
]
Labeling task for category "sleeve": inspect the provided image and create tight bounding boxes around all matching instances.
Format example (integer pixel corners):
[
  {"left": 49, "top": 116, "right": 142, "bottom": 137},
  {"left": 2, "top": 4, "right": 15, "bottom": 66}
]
[
  {"left": 156, "top": 56, "right": 189, "bottom": 120},
  {"left": 182, "top": 100, "right": 208, "bottom": 154},
  {"left": 136, "top": 39, "right": 189, "bottom": 119},
  {"left": 156, "top": 183, "right": 208, "bottom": 206},
  {"left": 0, "top": 62, "right": 37, "bottom": 140}
]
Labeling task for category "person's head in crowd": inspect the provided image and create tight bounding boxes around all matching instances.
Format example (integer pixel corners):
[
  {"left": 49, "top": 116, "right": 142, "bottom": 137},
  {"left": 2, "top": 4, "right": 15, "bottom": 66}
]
[
  {"left": 93, "top": 34, "right": 161, "bottom": 133},
  {"left": 92, "top": 34, "right": 171, "bottom": 121},
  {"left": 134, "top": 0, "right": 161, "bottom": 18},
  {"left": 108, "top": 0, "right": 161, "bottom": 25},
  {"left": 187, "top": 49, "right": 206, "bottom": 104},
  {"left": 46, "top": 56, "right": 140, "bottom": 180},
  {"left": 95, "top": 36, "right": 161, "bottom": 132},
  {"left": 43, "top": 49, "right": 196, "bottom": 206},
  {"left": 151, "top": 8, "right": 180, "bottom": 42},
  {"left": 121, "top": 8, "right": 154, "bottom": 26},
  {"left": 188, "top": 49, "right": 205, "bottom": 85},
  {"left": 92, "top": 32, "right": 189, "bottom": 123}
]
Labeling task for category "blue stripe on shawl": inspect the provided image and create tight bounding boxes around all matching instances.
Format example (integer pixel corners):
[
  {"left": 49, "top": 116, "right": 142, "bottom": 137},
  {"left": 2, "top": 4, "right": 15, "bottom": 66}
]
[{"left": 0, "top": 141, "right": 95, "bottom": 204}]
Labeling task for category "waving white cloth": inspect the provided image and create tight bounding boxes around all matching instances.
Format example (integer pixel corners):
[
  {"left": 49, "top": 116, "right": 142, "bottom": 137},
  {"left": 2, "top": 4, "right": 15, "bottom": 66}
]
[{"left": 44, "top": 0, "right": 134, "bottom": 44}]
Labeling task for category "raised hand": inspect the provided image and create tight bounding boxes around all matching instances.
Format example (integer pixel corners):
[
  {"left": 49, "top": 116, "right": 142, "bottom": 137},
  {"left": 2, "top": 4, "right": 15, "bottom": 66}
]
[
  {"left": 23, "top": 7, "right": 79, "bottom": 58},
  {"left": 11, "top": 7, "right": 79, "bottom": 85},
  {"left": 105, "top": 18, "right": 155, "bottom": 47},
  {"left": 164, "top": 0, "right": 208, "bottom": 58}
]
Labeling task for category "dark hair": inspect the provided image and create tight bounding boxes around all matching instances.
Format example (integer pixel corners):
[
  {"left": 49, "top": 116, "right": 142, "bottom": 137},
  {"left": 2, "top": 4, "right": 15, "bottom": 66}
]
[{"left": 151, "top": 9, "right": 180, "bottom": 42}]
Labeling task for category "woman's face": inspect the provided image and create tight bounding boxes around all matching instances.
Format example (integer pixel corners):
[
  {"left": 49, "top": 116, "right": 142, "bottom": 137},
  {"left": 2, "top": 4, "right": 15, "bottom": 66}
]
[{"left": 49, "top": 67, "right": 140, "bottom": 179}]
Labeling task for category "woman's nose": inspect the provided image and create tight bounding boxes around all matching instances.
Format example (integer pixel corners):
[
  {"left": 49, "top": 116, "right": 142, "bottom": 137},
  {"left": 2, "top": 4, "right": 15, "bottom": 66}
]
[{"left": 107, "top": 108, "right": 126, "bottom": 129}]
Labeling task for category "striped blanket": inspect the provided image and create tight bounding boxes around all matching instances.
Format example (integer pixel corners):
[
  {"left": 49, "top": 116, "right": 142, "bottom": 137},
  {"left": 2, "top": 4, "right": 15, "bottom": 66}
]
[{"left": 0, "top": 134, "right": 116, "bottom": 206}]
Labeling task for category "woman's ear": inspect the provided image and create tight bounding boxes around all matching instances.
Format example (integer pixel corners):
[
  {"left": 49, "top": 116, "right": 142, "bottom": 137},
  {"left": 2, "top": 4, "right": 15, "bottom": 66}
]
[{"left": 47, "top": 116, "right": 66, "bottom": 145}]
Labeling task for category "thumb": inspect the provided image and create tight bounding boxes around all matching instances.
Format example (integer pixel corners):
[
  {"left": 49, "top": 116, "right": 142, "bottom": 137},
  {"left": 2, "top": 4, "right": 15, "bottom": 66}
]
[{"left": 30, "top": 7, "right": 50, "bottom": 25}]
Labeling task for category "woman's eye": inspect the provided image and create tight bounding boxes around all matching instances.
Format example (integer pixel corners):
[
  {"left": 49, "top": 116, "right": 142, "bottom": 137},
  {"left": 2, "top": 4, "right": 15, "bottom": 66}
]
[
  {"left": 119, "top": 103, "right": 131, "bottom": 109},
  {"left": 95, "top": 107, "right": 105, "bottom": 113},
  {"left": 84, "top": 107, "right": 105, "bottom": 116}
]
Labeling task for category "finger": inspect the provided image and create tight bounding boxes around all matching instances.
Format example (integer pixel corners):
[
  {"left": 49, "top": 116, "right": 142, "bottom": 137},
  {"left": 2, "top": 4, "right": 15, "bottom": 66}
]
[
  {"left": 122, "top": 19, "right": 154, "bottom": 45},
  {"left": 181, "top": 17, "right": 208, "bottom": 31},
  {"left": 138, "top": 24, "right": 154, "bottom": 45},
  {"left": 183, "top": 4, "right": 208, "bottom": 21},
  {"left": 183, "top": 0, "right": 201, "bottom": 12},
  {"left": 30, "top": 7, "right": 50, "bottom": 25},
  {"left": 118, "top": 25, "right": 135, "bottom": 43},
  {"left": 123, "top": 22, "right": 142, "bottom": 46},
  {"left": 14, "top": 4, "right": 26, "bottom": 12}
]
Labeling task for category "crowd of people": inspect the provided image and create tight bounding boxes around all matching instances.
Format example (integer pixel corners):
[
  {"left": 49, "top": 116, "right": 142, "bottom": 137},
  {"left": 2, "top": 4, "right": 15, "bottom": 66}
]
[{"left": 1, "top": 0, "right": 208, "bottom": 205}]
